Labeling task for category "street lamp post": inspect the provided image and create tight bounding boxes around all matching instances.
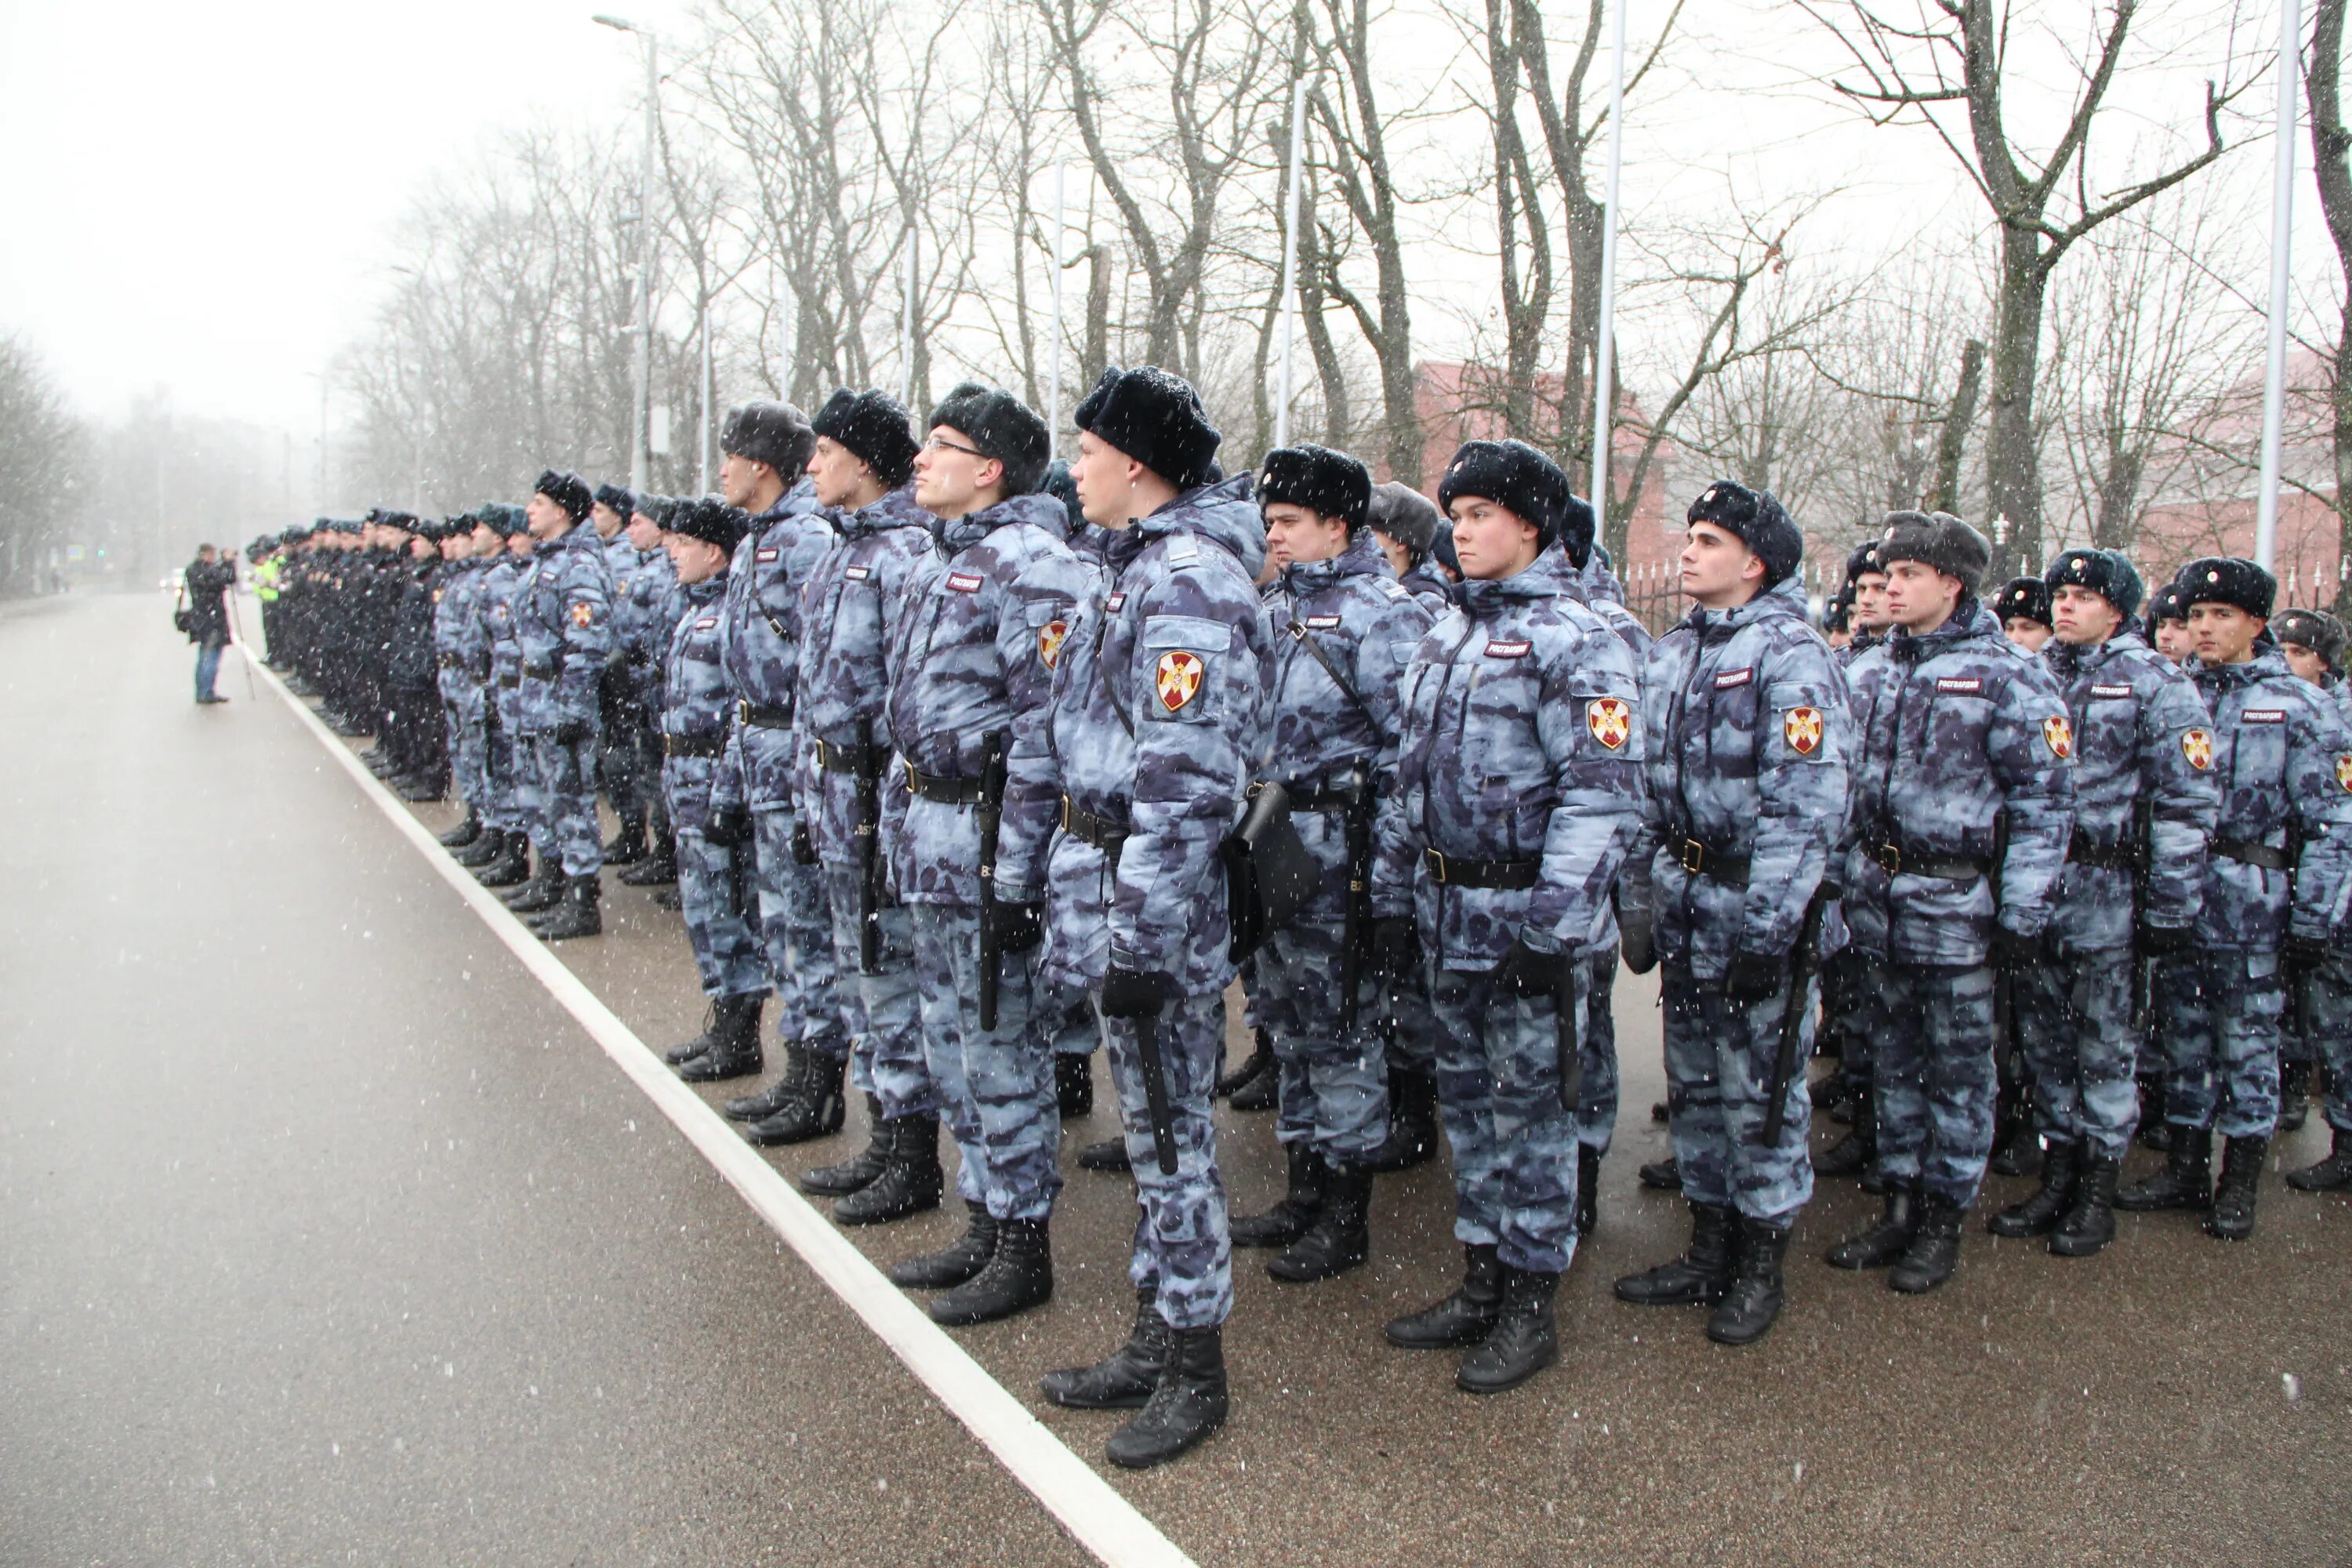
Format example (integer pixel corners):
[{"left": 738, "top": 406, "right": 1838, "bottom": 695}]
[{"left": 595, "top": 13, "right": 659, "bottom": 494}]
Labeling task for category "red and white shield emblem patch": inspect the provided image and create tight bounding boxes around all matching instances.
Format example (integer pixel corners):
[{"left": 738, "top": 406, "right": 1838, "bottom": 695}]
[
  {"left": 569, "top": 601, "right": 595, "bottom": 628},
  {"left": 2182, "top": 728, "right": 2214, "bottom": 771},
  {"left": 1784, "top": 706, "right": 1824, "bottom": 756},
  {"left": 1587, "top": 696, "right": 1632, "bottom": 751},
  {"left": 1039, "top": 619, "right": 1068, "bottom": 670},
  {"left": 2337, "top": 754, "right": 2352, "bottom": 793},
  {"left": 1155, "top": 650, "right": 1203, "bottom": 712},
  {"left": 2042, "top": 715, "right": 2073, "bottom": 760}
]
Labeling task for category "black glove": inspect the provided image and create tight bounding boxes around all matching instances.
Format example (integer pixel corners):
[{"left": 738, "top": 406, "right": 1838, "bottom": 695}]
[
  {"left": 791, "top": 822, "right": 817, "bottom": 865},
  {"left": 1370, "top": 916, "right": 1416, "bottom": 977},
  {"left": 2283, "top": 932, "right": 2332, "bottom": 974},
  {"left": 702, "top": 803, "right": 749, "bottom": 847},
  {"left": 1619, "top": 917, "right": 1657, "bottom": 975},
  {"left": 1098, "top": 965, "right": 1179, "bottom": 1019},
  {"left": 1490, "top": 935, "right": 1562, "bottom": 998},
  {"left": 986, "top": 901, "right": 1045, "bottom": 954},
  {"left": 554, "top": 718, "right": 592, "bottom": 746},
  {"left": 2136, "top": 922, "right": 2192, "bottom": 957},
  {"left": 1722, "top": 951, "right": 1782, "bottom": 1004},
  {"left": 1990, "top": 924, "right": 2041, "bottom": 971}
]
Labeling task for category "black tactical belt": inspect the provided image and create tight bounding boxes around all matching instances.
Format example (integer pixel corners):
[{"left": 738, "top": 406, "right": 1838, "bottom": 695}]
[
  {"left": 2066, "top": 830, "right": 2142, "bottom": 871},
  {"left": 1060, "top": 797, "right": 1129, "bottom": 855},
  {"left": 1423, "top": 850, "right": 1540, "bottom": 889},
  {"left": 737, "top": 699, "right": 794, "bottom": 729},
  {"left": 522, "top": 662, "right": 554, "bottom": 680},
  {"left": 2212, "top": 836, "right": 2291, "bottom": 871},
  {"left": 814, "top": 736, "right": 886, "bottom": 774},
  {"left": 1283, "top": 779, "right": 1363, "bottom": 811},
  {"left": 1672, "top": 837, "right": 1751, "bottom": 884},
  {"left": 664, "top": 732, "right": 727, "bottom": 759},
  {"left": 904, "top": 761, "right": 982, "bottom": 805},
  {"left": 1866, "top": 842, "right": 1988, "bottom": 881},
  {"left": 495, "top": 673, "right": 521, "bottom": 688}
]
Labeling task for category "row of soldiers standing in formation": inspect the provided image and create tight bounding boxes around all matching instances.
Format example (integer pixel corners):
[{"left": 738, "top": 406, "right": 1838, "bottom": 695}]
[{"left": 245, "top": 362, "right": 2352, "bottom": 1472}]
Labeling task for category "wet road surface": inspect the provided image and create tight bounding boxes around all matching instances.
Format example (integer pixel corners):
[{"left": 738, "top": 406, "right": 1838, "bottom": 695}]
[{"left": 4, "top": 591, "right": 2347, "bottom": 1566}]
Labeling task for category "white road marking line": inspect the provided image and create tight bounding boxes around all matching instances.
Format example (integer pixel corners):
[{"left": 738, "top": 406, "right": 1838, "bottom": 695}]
[{"left": 242, "top": 646, "right": 1196, "bottom": 1568}]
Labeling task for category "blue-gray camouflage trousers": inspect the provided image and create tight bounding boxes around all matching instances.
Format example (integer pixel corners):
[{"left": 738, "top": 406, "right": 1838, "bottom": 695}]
[
  {"left": 2154, "top": 947, "right": 2284, "bottom": 1139},
  {"left": 909, "top": 902, "right": 1061, "bottom": 1221},
  {"left": 440, "top": 684, "right": 488, "bottom": 818},
  {"left": 528, "top": 731, "right": 602, "bottom": 877},
  {"left": 2305, "top": 949, "right": 2352, "bottom": 1134},
  {"left": 1661, "top": 962, "right": 1814, "bottom": 1224},
  {"left": 1579, "top": 949, "right": 1621, "bottom": 1155},
  {"left": 1103, "top": 989, "right": 1232, "bottom": 1330},
  {"left": 819, "top": 862, "right": 932, "bottom": 1120},
  {"left": 1427, "top": 960, "right": 1585, "bottom": 1275},
  {"left": 1871, "top": 963, "right": 1997, "bottom": 1207},
  {"left": 2013, "top": 949, "right": 2139, "bottom": 1160},
  {"left": 485, "top": 682, "right": 531, "bottom": 836},
  {"left": 1821, "top": 949, "right": 1878, "bottom": 1096},
  {"left": 1257, "top": 919, "right": 1389, "bottom": 1163},
  {"left": 675, "top": 828, "right": 768, "bottom": 1000},
  {"left": 752, "top": 809, "right": 844, "bottom": 1057}
]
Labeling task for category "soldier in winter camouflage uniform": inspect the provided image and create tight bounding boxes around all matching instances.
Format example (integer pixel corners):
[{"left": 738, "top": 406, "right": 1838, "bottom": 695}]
[
  {"left": 648, "top": 499, "right": 773, "bottom": 1082},
  {"left": 789, "top": 390, "right": 946, "bottom": 1227},
  {"left": 1615, "top": 480, "right": 1849, "bottom": 1347},
  {"left": 1374, "top": 439, "right": 1642, "bottom": 1396},
  {"left": 1030, "top": 367, "right": 1271, "bottom": 1471},
  {"left": 2115, "top": 560, "right": 2352, "bottom": 1239},
  {"left": 879, "top": 383, "right": 1091, "bottom": 1328},
  {"left": 1985, "top": 550, "right": 2215, "bottom": 1258},
  {"left": 464, "top": 507, "right": 541, "bottom": 887},
  {"left": 1826, "top": 511, "right": 2074, "bottom": 1294},
  {"left": 1227, "top": 445, "right": 1432, "bottom": 1283}
]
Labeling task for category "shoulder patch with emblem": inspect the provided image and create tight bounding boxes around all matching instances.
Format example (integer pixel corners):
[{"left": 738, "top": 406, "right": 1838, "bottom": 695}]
[
  {"left": 1587, "top": 696, "right": 1632, "bottom": 750},
  {"left": 1784, "top": 706, "right": 1824, "bottom": 756},
  {"left": 1155, "top": 649, "right": 1203, "bottom": 711},
  {"left": 2242, "top": 709, "right": 2285, "bottom": 724},
  {"left": 1039, "top": 619, "right": 1068, "bottom": 669},
  {"left": 946, "top": 572, "right": 983, "bottom": 594},
  {"left": 2337, "top": 755, "right": 2352, "bottom": 793},
  {"left": 2089, "top": 683, "right": 2132, "bottom": 699},
  {"left": 2182, "top": 728, "right": 2214, "bottom": 771},
  {"left": 1486, "top": 639, "right": 1530, "bottom": 659},
  {"left": 2042, "top": 715, "right": 2073, "bottom": 759},
  {"left": 1936, "top": 677, "right": 1983, "bottom": 695},
  {"left": 1715, "top": 666, "right": 1753, "bottom": 689},
  {"left": 569, "top": 601, "right": 595, "bottom": 627}
]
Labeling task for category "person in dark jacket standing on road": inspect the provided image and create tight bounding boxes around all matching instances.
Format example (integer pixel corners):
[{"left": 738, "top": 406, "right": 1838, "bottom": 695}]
[{"left": 182, "top": 545, "right": 236, "bottom": 704}]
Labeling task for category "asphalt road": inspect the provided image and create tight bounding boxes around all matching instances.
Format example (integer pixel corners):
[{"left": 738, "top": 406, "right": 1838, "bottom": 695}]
[{"left": 3, "top": 590, "right": 2347, "bottom": 1567}]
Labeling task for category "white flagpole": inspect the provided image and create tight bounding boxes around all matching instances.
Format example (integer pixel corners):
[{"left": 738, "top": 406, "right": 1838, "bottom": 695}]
[
  {"left": 1275, "top": 74, "right": 1310, "bottom": 450},
  {"left": 2256, "top": 0, "right": 2303, "bottom": 572},
  {"left": 1588, "top": 0, "right": 1628, "bottom": 513}
]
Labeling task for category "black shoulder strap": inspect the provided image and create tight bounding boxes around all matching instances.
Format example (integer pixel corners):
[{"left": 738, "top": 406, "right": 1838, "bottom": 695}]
[{"left": 1288, "top": 619, "right": 1373, "bottom": 725}]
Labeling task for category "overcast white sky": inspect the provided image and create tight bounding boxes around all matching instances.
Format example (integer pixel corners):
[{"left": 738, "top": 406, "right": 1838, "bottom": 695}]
[
  {"left": 0, "top": 0, "right": 2304, "bottom": 440},
  {"left": 0, "top": 0, "right": 677, "bottom": 431}
]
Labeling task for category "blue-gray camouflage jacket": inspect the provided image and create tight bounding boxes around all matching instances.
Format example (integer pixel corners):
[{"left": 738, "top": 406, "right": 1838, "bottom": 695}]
[
  {"left": 1842, "top": 599, "right": 2074, "bottom": 966},
  {"left": 432, "top": 558, "right": 491, "bottom": 705},
  {"left": 477, "top": 555, "right": 528, "bottom": 689},
  {"left": 1033, "top": 475, "right": 1273, "bottom": 995},
  {"left": 659, "top": 572, "right": 731, "bottom": 833},
  {"left": 713, "top": 480, "right": 834, "bottom": 818},
  {"left": 1621, "top": 574, "right": 1853, "bottom": 980},
  {"left": 513, "top": 522, "right": 616, "bottom": 735},
  {"left": 2187, "top": 647, "right": 2352, "bottom": 950},
  {"left": 1258, "top": 528, "right": 1433, "bottom": 923},
  {"left": 610, "top": 541, "right": 675, "bottom": 708},
  {"left": 884, "top": 492, "right": 1092, "bottom": 908},
  {"left": 795, "top": 483, "right": 936, "bottom": 866},
  {"left": 2038, "top": 628, "right": 2216, "bottom": 952},
  {"left": 1371, "top": 543, "right": 1646, "bottom": 969}
]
